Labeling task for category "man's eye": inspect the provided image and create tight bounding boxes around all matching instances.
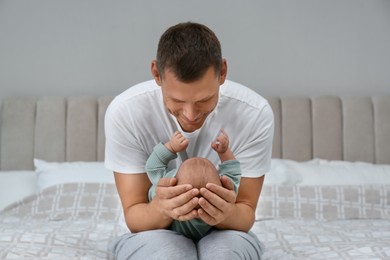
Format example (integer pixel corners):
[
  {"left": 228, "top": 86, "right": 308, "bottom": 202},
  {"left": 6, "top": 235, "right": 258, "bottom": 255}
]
[
  {"left": 197, "top": 101, "right": 211, "bottom": 106},
  {"left": 172, "top": 99, "right": 185, "bottom": 103}
]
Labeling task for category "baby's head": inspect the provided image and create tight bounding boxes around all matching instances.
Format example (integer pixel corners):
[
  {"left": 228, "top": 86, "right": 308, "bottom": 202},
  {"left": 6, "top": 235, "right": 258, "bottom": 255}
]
[{"left": 176, "top": 157, "right": 222, "bottom": 189}]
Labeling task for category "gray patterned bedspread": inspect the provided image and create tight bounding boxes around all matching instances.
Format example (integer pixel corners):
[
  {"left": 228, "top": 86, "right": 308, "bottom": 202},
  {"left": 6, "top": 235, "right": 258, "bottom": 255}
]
[
  {"left": 0, "top": 183, "right": 123, "bottom": 259},
  {"left": 0, "top": 183, "right": 389, "bottom": 259},
  {"left": 257, "top": 185, "right": 390, "bottom": 259}
]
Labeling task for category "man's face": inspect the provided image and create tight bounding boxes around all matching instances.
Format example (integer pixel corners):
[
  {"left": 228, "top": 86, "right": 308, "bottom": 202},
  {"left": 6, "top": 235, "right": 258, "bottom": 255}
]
[{"left": 160, "top": 67, "right": 222, "bottom": 132}]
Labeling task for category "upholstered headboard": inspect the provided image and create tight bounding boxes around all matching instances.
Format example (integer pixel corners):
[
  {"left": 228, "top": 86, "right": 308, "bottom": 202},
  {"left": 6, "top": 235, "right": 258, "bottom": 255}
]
[
  {"left": 1, "top": 96, "right": 389, "bottom": 170},
  {"left": 268, "top": 96, "right": 390, "bottom": 164},
  {"left": 0, "top": 96, "right": 113, "bottom": 170}
]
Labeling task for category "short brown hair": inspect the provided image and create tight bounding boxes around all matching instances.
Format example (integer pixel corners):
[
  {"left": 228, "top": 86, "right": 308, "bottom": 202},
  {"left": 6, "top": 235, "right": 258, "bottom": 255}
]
[
  {"left": 156, "top": 22, "right": 222, "bottom": 82},
  {"left": 176, "top": 157, "right": 221, "bottom": 189}
]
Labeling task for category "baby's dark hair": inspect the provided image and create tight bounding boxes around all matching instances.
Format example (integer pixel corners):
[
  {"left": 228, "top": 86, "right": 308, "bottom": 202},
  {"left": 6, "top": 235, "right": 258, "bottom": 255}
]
[{"left": 156, "top": 22, "right": 222, "bottom": 83}]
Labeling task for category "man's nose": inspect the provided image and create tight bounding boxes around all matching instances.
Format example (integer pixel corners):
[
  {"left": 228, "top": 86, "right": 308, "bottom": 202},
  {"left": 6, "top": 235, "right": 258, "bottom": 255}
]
[{"left": 183, "top": 105, "right": 198, "bottom": 121}]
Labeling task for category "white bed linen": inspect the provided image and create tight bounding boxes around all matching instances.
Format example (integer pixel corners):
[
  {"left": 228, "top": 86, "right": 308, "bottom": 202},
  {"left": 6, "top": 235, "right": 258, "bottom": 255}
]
[
  {"left": 0, "top": 183, "right": 123, "bottom": 259},
  {"left": 255, "top": 219, "right": 390, "bottom": 259},
  {"left": 34, "top": 159, "right": 115, "bottom": 191},
  {"left": 0, "top": 171, "right": 36, "bottom": 211},
  {"left": 266, "top": 159, "right": 390, "bottom": 186},
  {"left": 0, "top": 159, "right": 115, "bottom": 211},
  {"left": 1, "top": 159, "right": 390, "bottom": 259},
  {"left": 3, "top": 158, "right": 389, "bottom": 211},
  {"left": 1, "top": 182, "right": 389, "bottom": 259},
  {"left": 256, "top": 184, "right": 390, "bottom": 259}
]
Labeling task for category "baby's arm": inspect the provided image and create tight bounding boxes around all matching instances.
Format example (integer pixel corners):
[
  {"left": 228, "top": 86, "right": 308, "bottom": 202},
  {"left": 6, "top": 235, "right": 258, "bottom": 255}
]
[
  {"left": 211, "top": 129, "right": 235, "bottom": 162},
  {"left": 145, "top": 132, "right": 187, "bottom": 185},
  {"left": 165, "top": 131, "right": 189, "bottom": 153},
  {"left": 145, "top": 142, "right": 177, "bottom": 186}
]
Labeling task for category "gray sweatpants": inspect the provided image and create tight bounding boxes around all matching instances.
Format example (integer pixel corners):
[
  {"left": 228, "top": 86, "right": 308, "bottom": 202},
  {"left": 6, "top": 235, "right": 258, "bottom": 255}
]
[{"left": 111, "top": 229, "right": 264, "bottom": 260}]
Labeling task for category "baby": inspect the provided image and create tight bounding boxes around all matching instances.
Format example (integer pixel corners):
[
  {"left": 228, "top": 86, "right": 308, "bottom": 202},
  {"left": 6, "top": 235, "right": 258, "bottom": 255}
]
[
  {"left": 176, "top": 157, "right": 222, "bottom": 193},
  {"left": 145, "top": 130, "right": 241, "bottom": 241}
]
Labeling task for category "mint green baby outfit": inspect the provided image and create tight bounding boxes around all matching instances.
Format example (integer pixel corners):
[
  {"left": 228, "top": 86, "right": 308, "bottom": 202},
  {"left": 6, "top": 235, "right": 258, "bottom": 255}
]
[{"left": 145, "top": 142, "right": 241, "bottom": 241}]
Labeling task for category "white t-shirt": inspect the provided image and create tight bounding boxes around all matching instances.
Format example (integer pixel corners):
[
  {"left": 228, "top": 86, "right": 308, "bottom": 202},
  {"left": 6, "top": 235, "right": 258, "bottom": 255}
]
[{"left": 105, "top": 79, "right": 274, "bottom": 178}]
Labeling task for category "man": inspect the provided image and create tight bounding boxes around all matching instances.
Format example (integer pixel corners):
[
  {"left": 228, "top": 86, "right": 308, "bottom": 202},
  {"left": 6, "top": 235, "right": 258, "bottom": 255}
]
[{"left": 105, "top": 22, "right": 274, "bottom": 259}]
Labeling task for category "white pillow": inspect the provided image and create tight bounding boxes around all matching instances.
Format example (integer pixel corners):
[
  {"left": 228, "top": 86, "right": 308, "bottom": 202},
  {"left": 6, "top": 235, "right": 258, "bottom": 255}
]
[
  {"left": 283, "top": 158, "right": 390, "bottom": 186},
  {"left": 34, "top": 159, "right": 115, "bottom": 191},
  {"left": 263, "top": 159, "right": 303, "bottom": 186}
]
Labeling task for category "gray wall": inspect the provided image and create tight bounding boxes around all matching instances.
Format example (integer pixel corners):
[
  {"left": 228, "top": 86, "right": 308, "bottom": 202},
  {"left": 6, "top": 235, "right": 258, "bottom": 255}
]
[{"left": 1, "top": 0, "right": 390, "bottom": 100}]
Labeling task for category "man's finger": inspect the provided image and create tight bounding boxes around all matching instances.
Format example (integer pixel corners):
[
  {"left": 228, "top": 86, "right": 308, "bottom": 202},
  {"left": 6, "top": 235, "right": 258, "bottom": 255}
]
[
  {"left": 205, "top": 179, "right": 236, "bottom": 204},
  {"left": 157, "top": 177, "right": 177, "bottom": 187},
  {"left": 220, "top": 176, "right": 235, "bottom": 191},
  {"left": 156, "top": 184, "right": 194, "bottom": 199}
]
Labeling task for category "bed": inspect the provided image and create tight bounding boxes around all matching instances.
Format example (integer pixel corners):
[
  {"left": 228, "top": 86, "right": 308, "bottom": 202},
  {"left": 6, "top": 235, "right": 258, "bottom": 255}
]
[{"left": 0, "top": 95, "right": 389, "bottom": 259}]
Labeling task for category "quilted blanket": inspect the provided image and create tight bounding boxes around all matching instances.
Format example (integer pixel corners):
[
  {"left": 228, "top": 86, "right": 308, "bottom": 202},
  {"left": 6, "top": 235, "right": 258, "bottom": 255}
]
[
  {"left": 0, "top": 183, "right": 123, "bottom": 259},
  {"left": 1, "top": 183, "right": 389, "bottom": 259},
  {"left": 257, "top": 185, "right": 390, "bottom": 220},
  {"left": 256, "top": 185, "right": 390, "bottom": 259}
]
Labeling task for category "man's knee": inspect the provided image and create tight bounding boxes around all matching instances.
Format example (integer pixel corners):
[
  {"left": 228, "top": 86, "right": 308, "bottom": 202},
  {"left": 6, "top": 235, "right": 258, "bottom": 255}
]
[
  {"left": 197, "top": 230, "right": 264, "bottom": 260},
  {"left": 112, "top": 230, "right": 197, "bottom": 260}
]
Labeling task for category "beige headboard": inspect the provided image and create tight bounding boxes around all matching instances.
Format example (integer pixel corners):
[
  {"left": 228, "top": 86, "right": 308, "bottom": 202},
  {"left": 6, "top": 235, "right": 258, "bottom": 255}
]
[{"left": 1, "top": 96, "right": 389, "bottom": 170}]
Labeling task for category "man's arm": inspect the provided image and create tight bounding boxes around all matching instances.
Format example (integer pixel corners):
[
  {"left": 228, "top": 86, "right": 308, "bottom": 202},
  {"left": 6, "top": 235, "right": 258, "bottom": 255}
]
[
  {"left": 199, "top": 101, "right": 274, "bottom": 231},
  {"left": 198, "top": 175, "right": 264, "bottom": 232},
  {"left": 114, "top": 172, "right": 200, "bottom": 233}
]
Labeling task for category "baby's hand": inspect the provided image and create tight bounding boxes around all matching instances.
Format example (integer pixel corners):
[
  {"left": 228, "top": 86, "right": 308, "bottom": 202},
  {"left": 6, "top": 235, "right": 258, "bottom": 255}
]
[
  {"left": 167, "top": 131, "right": 188, "bottom": 153},
  {"left": 211, "top": 129, "right": 229, "bottom": 154}
]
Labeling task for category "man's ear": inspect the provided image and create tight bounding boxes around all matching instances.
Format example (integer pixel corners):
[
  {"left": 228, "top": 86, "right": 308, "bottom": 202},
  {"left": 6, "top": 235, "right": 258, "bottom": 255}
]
[
  {"left": 151, "top": 60, "right": 162, "bottom": 86},
  {"left": 218, "top": 59, "right": 228, "bottom": 85}
]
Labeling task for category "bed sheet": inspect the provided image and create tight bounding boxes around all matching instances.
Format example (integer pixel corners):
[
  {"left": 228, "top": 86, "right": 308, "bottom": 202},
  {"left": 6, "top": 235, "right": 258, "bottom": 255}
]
[
  {"left": 1, "top": 183, "right": 389, "bottom": 259},
  {"left": 255, "top": 184, "right": 390, "bottom": 259},
  {"left": 255, "top": 219, "right": 390, "bottom": 259},
  {"left": 0, "top": 171, "right": 37, "bottom": 211},
  {"left": 0, "top": 183, "right": 123, "bottom": 259}
]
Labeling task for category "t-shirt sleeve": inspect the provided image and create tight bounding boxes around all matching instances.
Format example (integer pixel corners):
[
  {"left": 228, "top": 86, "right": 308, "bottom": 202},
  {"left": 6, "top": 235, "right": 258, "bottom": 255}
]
[
  {"left": 237, "top": 103, "right": 274, "bottom": 178},
  {"left": 104, "top": 98, "right": 148, "bottom": 174}
]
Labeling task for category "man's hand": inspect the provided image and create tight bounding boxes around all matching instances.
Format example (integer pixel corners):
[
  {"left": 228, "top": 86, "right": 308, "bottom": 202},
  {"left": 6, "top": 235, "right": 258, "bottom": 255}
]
[
  {"left": 197, "top": 175, "right": 236, "bottom": 226},
  {"left": 154, "top": 177, "right": 200, "bottom": 221}
]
